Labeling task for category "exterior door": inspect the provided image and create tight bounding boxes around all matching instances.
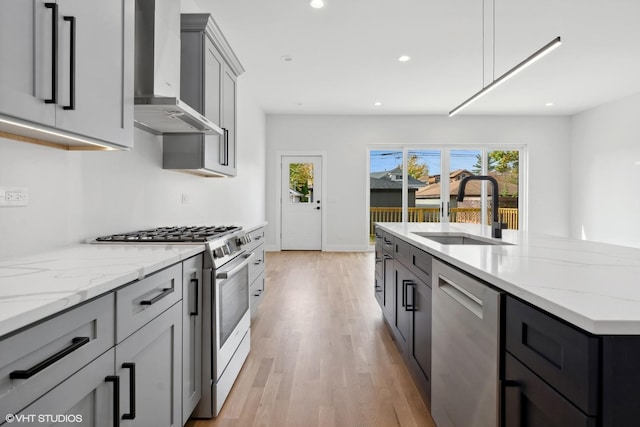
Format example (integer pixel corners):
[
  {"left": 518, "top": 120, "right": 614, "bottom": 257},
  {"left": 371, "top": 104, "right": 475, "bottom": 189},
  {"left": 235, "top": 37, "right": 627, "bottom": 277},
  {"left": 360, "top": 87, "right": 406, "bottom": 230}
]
[{"left": 281, "top": 155, "right": 322, "bottom": 250}]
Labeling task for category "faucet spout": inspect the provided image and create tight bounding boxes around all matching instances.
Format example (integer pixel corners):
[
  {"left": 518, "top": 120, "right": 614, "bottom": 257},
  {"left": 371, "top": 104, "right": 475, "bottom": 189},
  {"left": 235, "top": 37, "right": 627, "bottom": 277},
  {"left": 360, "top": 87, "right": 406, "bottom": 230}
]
[{"left": 457, "top": 175, "right": 505, "bottom": 238}]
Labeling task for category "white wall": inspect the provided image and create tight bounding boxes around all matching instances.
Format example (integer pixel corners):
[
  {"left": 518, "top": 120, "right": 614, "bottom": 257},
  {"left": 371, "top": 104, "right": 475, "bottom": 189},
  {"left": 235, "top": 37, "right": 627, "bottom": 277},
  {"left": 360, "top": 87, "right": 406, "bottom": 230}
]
[
  {"left": 0, "top": 83, "right": 266, "bottom": 259},
  {"left": 266, "top": 115, "right": 571, "bottom": 251},
  {"left": 570, "top": 92, "right": 640, "bottom": 248}
]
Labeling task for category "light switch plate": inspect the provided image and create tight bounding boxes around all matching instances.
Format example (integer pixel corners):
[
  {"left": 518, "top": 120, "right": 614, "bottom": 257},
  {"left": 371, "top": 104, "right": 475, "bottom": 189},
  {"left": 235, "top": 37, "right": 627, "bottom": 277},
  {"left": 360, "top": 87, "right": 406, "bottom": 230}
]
[{"left": 0, "top": 187, "right": 29, "bottom": 206}]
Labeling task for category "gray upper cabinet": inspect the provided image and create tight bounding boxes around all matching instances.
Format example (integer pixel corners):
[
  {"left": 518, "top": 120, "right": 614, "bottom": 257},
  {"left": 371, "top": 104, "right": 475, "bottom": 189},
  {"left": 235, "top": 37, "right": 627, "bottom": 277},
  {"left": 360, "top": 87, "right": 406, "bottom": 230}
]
[
  {"left": 163, "top": 13, "right": 244, "bottom": 177},
  {"left": 0, "top": 0, "right": 134, "bottom": 150}
]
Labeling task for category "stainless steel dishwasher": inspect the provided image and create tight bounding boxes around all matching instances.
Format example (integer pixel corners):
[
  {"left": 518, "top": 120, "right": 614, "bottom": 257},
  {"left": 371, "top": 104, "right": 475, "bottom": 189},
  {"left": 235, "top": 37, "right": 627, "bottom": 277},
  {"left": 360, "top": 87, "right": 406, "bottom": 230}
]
[{"left": 431, "top": 259, "right": 501, "bottom": 427}]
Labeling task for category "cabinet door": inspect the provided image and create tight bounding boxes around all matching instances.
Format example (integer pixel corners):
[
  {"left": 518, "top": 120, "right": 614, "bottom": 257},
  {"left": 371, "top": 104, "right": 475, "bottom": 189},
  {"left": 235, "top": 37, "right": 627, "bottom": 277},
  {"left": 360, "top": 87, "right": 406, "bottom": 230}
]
[
  {"left": 14, "top": 349, "right": 116, "bottom": 427},
  {"left": 503, "top": 353, "right": 596, "bottom": 427},
  {"left": 204, "top": 37, "right": 222, "bottom": 126},
  {"left": 116, "top": 303, "right": 182, "bottom": 427},
  {"left": 408, "top": 280, "right": 431, "bottom": 402},
  {"left": 221, "top": 66, "right": 237, "bottom": 175},
  {"left": 393, "top": 264, "right": 411, "bottom": 351},
  {"left": 54, "top": 0, "right": 133, "bottom": 146},
  {"left": 0, "top": 0, "right": 55, "bottom": 126},
  {"left": 383, "top": 253, "right": 394, "bottom": 320},
  {"left": 182, "top": 255, "right": 203, "bottom": 424}
]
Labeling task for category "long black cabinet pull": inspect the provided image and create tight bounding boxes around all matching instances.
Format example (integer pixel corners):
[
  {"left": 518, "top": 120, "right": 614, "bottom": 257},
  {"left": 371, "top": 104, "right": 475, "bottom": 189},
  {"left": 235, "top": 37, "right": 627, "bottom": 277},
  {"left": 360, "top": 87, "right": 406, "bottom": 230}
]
[
  {"left": 105, "top": 375, "right": 120, "bottom": 427},
  {"left": 221, "top": 128, "right": 229, "bottom": 166},
  {"left": 190, "top": 278, "right": 199, "bottom": 316},
  {"left": 10, "top": 336, "right": 90, "bottom": 379},
  {"left": 44, "top": 3, "right": 58, "bottom": 104},
  {"left": 62, "top": 16, "right": 75, "bottom": 110},
  {"left": 122, "top": 363, "right": 136, "bottom": 420},
  {"left": 139, "top": 287, "right": 174, "bottom": 306},
  {"left": 405, "top": 282, "right": 416, "bottom": 311}
]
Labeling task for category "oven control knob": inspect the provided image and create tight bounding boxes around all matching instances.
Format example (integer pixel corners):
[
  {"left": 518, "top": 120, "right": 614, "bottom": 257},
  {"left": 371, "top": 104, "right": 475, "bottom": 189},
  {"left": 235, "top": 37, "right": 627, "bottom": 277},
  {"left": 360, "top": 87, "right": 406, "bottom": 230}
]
[
  {"left": 214, "top": 247, "right": 224, "bottom": 258},
  {"left": 222, "top": 244, "right": 231, "bottom": 255}
]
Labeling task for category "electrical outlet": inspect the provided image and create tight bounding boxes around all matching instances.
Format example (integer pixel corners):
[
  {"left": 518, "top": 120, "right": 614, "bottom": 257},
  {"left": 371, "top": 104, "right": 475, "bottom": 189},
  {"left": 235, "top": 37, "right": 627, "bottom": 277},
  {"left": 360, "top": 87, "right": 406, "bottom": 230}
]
[{"left": 0, "top": 187, "right": 29, "bottom": 207}]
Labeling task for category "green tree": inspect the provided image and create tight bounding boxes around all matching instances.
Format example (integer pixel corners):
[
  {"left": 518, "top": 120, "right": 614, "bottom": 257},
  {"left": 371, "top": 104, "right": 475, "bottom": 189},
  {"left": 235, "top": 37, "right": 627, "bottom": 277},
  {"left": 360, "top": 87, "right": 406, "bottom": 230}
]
[
  {"left": 396, "top": 155, "right": 429, "bottom": 180},
  {"left": 472, "top": 151, "right": 518, "bottom": 174},
  {"left": 289, "top": 163, "right": 313, "bottom": 202}
]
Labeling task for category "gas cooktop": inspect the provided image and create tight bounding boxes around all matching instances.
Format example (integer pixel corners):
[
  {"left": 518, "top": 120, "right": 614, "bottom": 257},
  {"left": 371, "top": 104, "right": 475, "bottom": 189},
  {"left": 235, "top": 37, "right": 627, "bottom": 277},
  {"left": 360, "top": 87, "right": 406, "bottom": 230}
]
[{"left": 94, "top": 226, "right": 241, "bottom": 243}]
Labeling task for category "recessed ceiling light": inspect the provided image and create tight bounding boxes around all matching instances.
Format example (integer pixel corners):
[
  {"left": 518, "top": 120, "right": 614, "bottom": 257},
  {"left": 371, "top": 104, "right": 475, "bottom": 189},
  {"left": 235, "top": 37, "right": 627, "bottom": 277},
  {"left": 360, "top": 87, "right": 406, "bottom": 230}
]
[
  {"left": 309, "top": 0, "right": 325, "bottom": 9},
  {"left": 398, "top": 55, "right": 411, "bottom": 62},
  {"left": 374, "top": 102, "right": 382, "bottom": 106},
  {"left": 545, "top": 102, "right": 554, "bottom": 107},
  {"left": 281, "top": 55, "right": 294, "bottom": 62}
]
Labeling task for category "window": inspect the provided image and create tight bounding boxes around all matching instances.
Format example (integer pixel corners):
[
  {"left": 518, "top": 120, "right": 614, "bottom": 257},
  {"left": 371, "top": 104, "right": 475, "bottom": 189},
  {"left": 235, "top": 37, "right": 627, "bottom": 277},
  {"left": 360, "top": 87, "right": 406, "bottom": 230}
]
[{"left": 368, "top": 146, "right": 524, "bottom": 239}]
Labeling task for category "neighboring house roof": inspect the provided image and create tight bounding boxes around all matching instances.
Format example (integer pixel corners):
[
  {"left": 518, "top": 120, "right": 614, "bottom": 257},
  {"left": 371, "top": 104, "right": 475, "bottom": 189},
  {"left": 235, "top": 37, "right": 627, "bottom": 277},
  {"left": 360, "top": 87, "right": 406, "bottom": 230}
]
[
  {"left": 416, "top": 172, "right": 518, "bottom": 198},
  {"left": 370, "top": 168, "right": 426, "bottom": 189},
  {"left": 370, "top": 177, "right": 420, "bottom": 190}
]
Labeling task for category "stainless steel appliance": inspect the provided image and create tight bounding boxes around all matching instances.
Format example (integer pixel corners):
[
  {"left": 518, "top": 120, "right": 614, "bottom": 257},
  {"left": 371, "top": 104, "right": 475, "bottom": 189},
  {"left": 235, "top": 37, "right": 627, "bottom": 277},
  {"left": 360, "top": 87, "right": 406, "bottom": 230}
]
[
  {"left": 431, "top": 259, "right": 501, "bottom": 427},
  {"left": 94, "top": 225, "right": 253, "bottom": 417}
]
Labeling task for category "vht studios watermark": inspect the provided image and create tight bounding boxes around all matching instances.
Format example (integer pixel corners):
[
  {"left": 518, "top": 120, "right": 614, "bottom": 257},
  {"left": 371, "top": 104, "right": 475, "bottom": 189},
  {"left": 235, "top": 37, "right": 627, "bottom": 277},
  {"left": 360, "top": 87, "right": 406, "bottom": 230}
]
[{"left": 5, "top": 414, "right": 83, "bottom": 423}]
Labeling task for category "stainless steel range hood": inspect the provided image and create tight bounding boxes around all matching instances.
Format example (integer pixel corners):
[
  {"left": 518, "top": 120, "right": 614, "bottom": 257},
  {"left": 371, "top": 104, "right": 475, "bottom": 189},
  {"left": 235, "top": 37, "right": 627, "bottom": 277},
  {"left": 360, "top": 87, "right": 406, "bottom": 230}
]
[{"left": 134, "top": 0, "right": 222, "bottom": 135}]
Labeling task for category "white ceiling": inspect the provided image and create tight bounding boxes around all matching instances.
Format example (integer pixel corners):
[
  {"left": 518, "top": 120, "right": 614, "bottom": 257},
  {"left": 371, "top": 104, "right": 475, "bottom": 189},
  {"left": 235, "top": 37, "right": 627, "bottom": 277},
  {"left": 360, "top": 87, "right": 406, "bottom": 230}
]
[{"left": 204, "top": 0, "right": 640, "bottom": 116}]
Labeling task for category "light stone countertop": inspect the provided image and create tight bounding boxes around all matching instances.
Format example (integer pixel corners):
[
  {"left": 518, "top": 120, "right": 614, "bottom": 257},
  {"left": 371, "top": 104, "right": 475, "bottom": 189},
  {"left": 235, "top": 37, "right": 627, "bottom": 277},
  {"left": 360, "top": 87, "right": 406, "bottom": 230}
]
[
  {"left": 0, "top": 243, "right": 204, "bottom": 338},
  {"left": 377, "top": 222, "right": 640, "bottom": 335}
]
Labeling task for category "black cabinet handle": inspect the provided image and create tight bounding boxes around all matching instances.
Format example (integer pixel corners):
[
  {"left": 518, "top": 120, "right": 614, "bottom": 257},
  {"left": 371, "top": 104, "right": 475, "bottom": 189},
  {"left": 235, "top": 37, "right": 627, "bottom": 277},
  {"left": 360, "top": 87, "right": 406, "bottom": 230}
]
[
  {"left": 220, "top": 128, "right": 229, "bottom": 166},
  {"left": 401, "top": 279, "right": 408, "bottom": 307},
  {"left": 405, "top": 282, "right": 416, "bottom": 311},
  {"left": 122, "top": 363, "right": 136, "bottom": 420},
  {"left": 140, "top": 287, "right": 174, "bottom": 306},
  {"left": 254, "top": 235, "right": 262, "bottom": 241},
  {"left": 44, "top": 3, "right": 58, "bottom": 104},
  {"left": 105, "top": 375, "right": 120, "bottom": 427},
  {"left": 62, "top": 16, "right": 75, "bottom": 110},
  {"left": 254, "top": 259, "right": 263, "bottom": 265},
  {"left": 375, "top": 257, "right": 382, "bottom": 264},
  {"left": 10, "top": 336, "right": 90, "bottom": 379},
  {"left": 383, "top": 254, "right": 393, "bottom": 260},
  {"left": 190, "top": 278, "right": 199, "bottom": 316}
]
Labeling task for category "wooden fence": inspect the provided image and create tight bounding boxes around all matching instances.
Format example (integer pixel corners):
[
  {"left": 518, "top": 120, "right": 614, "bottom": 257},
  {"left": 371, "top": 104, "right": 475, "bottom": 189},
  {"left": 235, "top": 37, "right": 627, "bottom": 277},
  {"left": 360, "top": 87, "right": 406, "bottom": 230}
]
[{"left": 370, "top": 207, "right": 519, "bottom": 235}]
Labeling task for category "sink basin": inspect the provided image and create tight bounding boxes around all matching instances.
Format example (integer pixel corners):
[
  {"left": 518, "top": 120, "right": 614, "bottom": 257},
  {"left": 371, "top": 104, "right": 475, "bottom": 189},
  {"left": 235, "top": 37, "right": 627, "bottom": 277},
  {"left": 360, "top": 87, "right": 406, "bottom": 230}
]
[{"left": 413, "top": 232, "right": 513, "bottom": 246}]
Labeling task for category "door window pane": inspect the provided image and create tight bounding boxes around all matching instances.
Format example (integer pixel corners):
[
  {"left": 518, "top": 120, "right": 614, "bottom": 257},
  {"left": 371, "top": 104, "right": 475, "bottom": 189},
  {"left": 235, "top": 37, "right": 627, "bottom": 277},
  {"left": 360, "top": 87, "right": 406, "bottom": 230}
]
[
  {"left": 488, "top": 150, "right": 519, "bottom": 230},
  {"left": 370, "top": 150, "right": 404, "bottom": 236},
  {"left": 289, "top": 163, "right": 314, "bottom": 203},
  {"left": 410, "top": 150, "right": 441, "bottom": 223},
  {"left": 450, "top": 150, "right": 483, "bottom": 224}
]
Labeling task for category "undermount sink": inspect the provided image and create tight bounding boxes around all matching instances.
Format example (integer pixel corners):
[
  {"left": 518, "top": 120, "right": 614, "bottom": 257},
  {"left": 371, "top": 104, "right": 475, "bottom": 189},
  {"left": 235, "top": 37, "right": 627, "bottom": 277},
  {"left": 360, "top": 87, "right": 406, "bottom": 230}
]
[{"left": 413, "top": 232, "right": 514, "bottom": 246}]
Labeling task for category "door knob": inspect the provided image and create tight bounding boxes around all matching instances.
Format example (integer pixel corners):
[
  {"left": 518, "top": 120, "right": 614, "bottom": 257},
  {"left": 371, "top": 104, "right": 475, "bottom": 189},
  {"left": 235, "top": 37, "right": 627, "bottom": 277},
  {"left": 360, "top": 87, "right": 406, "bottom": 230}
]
[{"left": 315, "top": 207, "right": 320, "bottom": 210}]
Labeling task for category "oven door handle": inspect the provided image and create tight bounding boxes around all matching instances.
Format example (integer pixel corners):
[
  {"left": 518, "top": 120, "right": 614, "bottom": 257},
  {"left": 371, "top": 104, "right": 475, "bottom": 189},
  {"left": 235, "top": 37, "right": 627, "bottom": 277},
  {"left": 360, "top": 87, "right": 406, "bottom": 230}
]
[{"left": 216, "top": 253, "right": 254, "bottom": 280}]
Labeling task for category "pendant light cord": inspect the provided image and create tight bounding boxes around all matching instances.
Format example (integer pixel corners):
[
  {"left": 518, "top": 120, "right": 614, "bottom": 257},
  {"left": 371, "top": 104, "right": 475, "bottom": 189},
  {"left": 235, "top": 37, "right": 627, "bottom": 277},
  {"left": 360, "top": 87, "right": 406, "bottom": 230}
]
[
  {"left": 482, "top": 0, "right": 485, "bottom": 87},
  {"left": 493, "top": 0, "right": 496, "bottom": 81}
]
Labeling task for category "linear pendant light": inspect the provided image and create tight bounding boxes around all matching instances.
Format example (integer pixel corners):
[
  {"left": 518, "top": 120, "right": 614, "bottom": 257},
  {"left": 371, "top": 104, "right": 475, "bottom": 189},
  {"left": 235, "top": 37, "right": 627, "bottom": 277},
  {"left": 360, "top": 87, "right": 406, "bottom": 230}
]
[{"left": 449, "top": 36, "right": 562, "bottom": 117}]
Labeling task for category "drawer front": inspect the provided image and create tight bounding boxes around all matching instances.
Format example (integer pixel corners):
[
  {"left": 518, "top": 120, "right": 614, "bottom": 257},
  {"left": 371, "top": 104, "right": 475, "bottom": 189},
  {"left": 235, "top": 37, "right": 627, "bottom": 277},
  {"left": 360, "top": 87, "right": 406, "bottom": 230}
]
[
  {"left": 116, "top": 263, "right": 182, "bottom": 343},
  {"left": 248, "top": 244, "right": 265, "bottom": 284},
  {"left": 250, "top": 271, "right": 265, "bottom": 316},
  {"left": 505, "top": 296, "right": 599, "bottom": 415},
  {"left": 395, "top": 238, "right": 432, "bottom": 285},
  {"left": 504, "top": 353, "right": 597, "bottom": 427},
  {"left": 382, "top": 231, "right": 394, "bottom": 253},
  {"left": 0, "top": 294, "right": 115, "bottom": 417},
  {"left": 244, "top": 227, "right": 265, "bottom": 253}
]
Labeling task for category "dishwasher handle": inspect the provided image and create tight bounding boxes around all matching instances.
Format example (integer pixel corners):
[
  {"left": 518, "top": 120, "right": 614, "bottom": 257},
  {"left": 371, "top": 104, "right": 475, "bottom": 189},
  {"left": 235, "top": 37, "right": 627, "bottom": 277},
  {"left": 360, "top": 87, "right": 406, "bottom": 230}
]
[{"left": 438, "top": 274, "right": 484, "bottom": 319}]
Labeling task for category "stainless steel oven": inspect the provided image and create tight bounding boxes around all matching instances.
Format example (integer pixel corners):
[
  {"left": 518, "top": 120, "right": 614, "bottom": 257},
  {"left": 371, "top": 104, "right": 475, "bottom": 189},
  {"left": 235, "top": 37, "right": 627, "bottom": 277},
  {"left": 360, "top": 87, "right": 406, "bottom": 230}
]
[{"left": 194, "top": 237, "right": 254, "bottom": 418}]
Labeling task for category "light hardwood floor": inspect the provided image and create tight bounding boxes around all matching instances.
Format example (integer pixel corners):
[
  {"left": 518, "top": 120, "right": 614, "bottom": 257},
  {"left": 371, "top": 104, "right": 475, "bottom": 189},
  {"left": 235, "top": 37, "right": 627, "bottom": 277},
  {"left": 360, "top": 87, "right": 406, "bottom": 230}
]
[{"left": 187, "top": 251, "right": 435, "bottom": 427}]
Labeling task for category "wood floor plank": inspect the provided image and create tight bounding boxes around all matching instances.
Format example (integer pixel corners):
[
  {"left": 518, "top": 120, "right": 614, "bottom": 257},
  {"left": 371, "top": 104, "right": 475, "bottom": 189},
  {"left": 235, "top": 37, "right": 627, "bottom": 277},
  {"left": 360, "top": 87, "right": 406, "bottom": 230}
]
[{"left": 186, "top": 251, "right": 435, "bottom": 427}]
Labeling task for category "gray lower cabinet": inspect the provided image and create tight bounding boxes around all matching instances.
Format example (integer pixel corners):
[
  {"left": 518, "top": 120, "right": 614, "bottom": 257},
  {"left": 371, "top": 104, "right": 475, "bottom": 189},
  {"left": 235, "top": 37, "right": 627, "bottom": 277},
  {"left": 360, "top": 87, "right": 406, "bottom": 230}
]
[
  {"left": 247, "top": 226, "right": 266, "bottom": 317},
  {"left": 373, "top": 227, "right": 432, "bottom": 406},
  {"left": 0, "top": 294, "right": 114, "bottom": 422},
  {"left": 0, "top": 0, "right": 134, "bottom": 149},
  {"left": 115, "top": 303, "right": 182, "bottom": 427},
  {"left": 13, "top": 349, "right": 117, "bottom": 427},
  {"left": 182, "top": 255, "right": 203, "bottom": 424}
]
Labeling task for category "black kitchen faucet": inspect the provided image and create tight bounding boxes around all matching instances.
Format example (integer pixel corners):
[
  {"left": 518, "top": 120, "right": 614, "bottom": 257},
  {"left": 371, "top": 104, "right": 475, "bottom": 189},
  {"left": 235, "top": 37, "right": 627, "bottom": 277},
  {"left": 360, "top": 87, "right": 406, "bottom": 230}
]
[{"left": 457, "top": 175, "right": 506, "bottom": 238}]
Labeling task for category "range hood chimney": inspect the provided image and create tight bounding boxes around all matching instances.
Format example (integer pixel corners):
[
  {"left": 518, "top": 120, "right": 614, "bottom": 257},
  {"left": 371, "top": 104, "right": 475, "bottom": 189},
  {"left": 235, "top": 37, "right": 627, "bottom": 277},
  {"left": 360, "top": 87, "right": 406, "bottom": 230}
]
[{"left": 133, "top": 0, "right": 221, "bottom": 135}]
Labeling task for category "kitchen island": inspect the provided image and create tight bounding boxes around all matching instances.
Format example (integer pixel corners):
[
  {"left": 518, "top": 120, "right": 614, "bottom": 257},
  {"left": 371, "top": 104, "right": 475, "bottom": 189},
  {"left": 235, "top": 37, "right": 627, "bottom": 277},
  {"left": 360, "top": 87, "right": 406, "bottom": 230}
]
[{"left": 375, "top": 222, "right": 640, "bottom": 427}]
